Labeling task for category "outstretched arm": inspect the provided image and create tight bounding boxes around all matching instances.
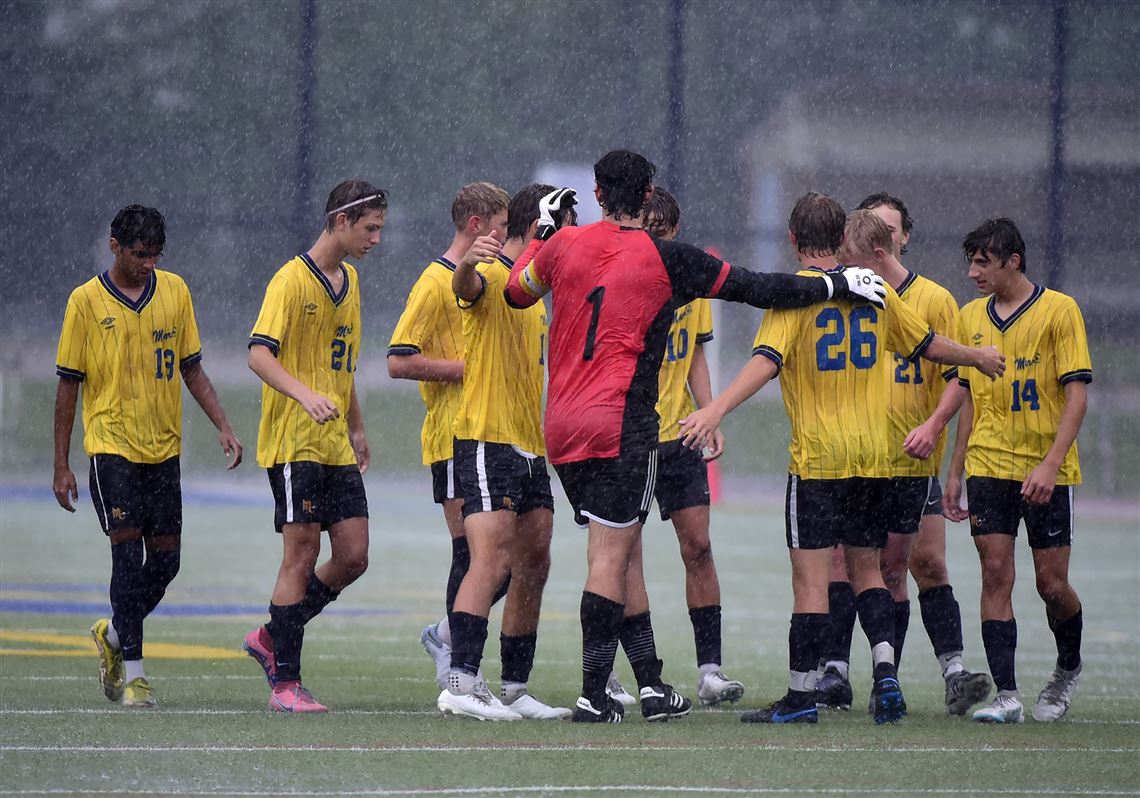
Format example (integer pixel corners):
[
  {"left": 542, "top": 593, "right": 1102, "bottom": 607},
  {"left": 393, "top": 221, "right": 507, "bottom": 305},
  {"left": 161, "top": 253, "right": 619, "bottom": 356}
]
[
  {"left": 52, "top": 377, "right": 80, "bottom": 512},
  {"left": 921, "top": 335, "right": 1005, "bottom": 379},
  {"left": 386, "top": 353, "right": 464, "bottom": 382},
  {"left": 182, "top": 361, "right": 242, "bottom": 469},
  {"left": 686, "top": 344, "right": 725, "bottom": 461},
  {"left": 679, "top": 354, "right": 778, "bottom": 452}
]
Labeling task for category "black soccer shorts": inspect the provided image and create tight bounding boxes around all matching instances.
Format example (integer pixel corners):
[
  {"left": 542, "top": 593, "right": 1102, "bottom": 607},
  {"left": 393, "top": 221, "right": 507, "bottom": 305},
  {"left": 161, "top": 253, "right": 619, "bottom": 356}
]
[
  {"left": 453, "top": 439, "right": 555, "bottom": 519},
  {"left": 267, "top": 460, "right": 368, "bottom": 534},
  {"left": 785, "top": 475, "right": 891, "bottom": 550},
  {"left": 555, "top": 446, "right": 657, "bottom": 528},
  {"left": 89, "top": 454, "right": 182, "bottom": 537},
  {"left": 882, "top": 476, "right": 943, "bottom": 535},
  {"left": 430, "top": 458, "right": 462, "bottom": 504},
  {"left": 966, "top": 476, "right": 1074, "bottom": 548},
  {"left": 653, "top": 438, "right": 710, "bottom": 521}
]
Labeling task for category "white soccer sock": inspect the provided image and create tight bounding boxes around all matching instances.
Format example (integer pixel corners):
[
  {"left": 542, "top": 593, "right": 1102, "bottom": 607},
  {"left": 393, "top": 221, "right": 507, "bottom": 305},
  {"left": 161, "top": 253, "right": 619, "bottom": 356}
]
[
  {"left": 106, "top": 621, "right": 121, "bottom": 650},
  {"left": 448, "top": 669, "right": 476, "bottom": 695},
  {"left": 436, "top": 616, "right": 451, "bottom": 647},
  {"left": 939, "top": 652, "right": 965, "bottom": 679},
  {"left": 124, "top": 659, "right": 145, "bottom": 682},
  {"left": 825, "top": 659, "right": 850, "bottom": 681},
  {"left": 789, "top": 669, "right": 812, "bottom": 693},
  {"left": 501, "top": 681, "right": 527, "bottom": 704},
  {"left": 871, "top": 642, "right": 896, "bottom": 668}
]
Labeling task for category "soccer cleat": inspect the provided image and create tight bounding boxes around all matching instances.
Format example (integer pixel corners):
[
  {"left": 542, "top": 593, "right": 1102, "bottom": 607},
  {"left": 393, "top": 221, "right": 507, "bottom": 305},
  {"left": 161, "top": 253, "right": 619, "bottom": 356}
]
[
  {"left": 945, "top": 670, "right": 993, "bottom": 716},
  {"left": 813, "top": 666, "right": 852, "bottom": 710},
  {"left": 571, "top": 695, "right": 624, "bottom": 723},
  {"left": 242, "top": 626, "right": 277, "bottom": 688},
  {"left": 503, "top": 690, "right": 572, "bottom": 720},
  {"left": 973, "top": 693, "right": 1024, "bottom": 724},
  {"left": 606, "top": 671, "right": 637, "bottom": 706},
  {"left": 872, "top": 677, "right": 907, "bottom": 725},
  {"left": 1033, "top": 665, "right": 1081, "bottom": 722},
  {"left": 120, "top": 677, "right": 156, "bottom": 708},
  {"left": 420, "top": 623, "right": 451, "bottom": 690},
  {"left": 437, "top": 681, "right": 522, "bottom": 721},
  {"left": 269, "top": 681, "right": 328, "bottom": 713},
  {"left": 740, "top": 691, "right": 818, "bottom": 724},
  {"left": 90, "top": 618, "right": 124, "bottom": 703},
  {"left": 639, "top": 683, "right": 692, "bottom": 722},
  {"left": 697, "top": 669, "right": 746, "bottom": 706}
]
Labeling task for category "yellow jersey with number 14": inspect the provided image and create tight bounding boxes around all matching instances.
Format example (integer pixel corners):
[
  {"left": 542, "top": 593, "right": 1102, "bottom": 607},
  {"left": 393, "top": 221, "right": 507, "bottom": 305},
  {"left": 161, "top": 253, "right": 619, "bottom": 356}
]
[
  {"left": 957, "top": 286, "right": 1091, "bottom": 485},
  {"left": 657, "top": 298, "right": 713, "bottom": 442},
  {"left": 250, "top": 253, "right": 361, "bottom": 468},
  {"left": 56, "top": 269, "right": 203, "bottom": 464}
]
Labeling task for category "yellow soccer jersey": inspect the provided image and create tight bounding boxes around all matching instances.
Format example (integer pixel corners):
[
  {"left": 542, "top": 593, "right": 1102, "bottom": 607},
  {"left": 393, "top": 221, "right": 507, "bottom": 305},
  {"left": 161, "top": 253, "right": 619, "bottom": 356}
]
[
  {"left": 751, "top": 268, "right": 934, "bottom": 479},
  {"left": 56, "top": 269, "right": 202, "bottom": 464},
  {"left": 887, "top": 272, "right": 962, "bottom": 477},
  {"left": 387, "top": 259, "right": 465, "bottom": 465},
  {"left": 249, "top": 254, "right": 362, "bottom": 468},
  {"left": 657, "top": 298, "right": 714, "bottom": 442},
  {"left": 957, "top": 286, "right": 1092, "bottom": 485},
  {"left": 452, "top": 255, "right": 547, "bottom": 454}
]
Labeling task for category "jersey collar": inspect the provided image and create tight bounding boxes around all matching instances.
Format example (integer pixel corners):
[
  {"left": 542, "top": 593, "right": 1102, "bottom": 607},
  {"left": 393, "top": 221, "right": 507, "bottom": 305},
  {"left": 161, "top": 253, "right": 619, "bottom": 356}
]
[
  {"left": 299, "top": 252, "right": 349, "bottom": 307},
  {"left": 435, "top": 256, "right": 458, "bottom": 272},
  {"left": 987, "top": 284, "right": 1044, "bottom": 333},
  {"left": 98, "top": 270, "right": 156, "bottom": 314},
  {"left": 897, "top": 270, "right": 918, "bottom": 296}
]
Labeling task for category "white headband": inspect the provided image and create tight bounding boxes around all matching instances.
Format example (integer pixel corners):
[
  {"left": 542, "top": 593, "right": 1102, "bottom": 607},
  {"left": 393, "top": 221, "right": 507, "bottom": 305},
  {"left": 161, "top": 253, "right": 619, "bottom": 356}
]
[{"left": 327, "top": 193, "right": 386, "bottom": 216}]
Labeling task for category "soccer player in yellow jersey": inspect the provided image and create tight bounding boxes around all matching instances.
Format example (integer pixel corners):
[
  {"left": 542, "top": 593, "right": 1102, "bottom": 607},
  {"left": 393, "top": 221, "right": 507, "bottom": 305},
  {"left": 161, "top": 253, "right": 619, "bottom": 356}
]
[
  {"left": 53, "top": 205, "right": 242, "bottom": 708},
  {"left": 242, "top": 180, "right": 386, "bottom": 713},
  {"left": 387, "top": 183, "right": 511, "bottom": 689},
  {"left": 681, "top": 199, "right": 1004, "bottom": 725},
  {"left": 639, "top": 187, "right": 746, "bottom": 708},
  {"left": 814, "top": 194, "right": 992, "bottom": 717},
  {"left": 437, "top": 184, "right": 576, "bottom": 721},
  {"left": 941, "top": 218, "right": 1091, "bottom": 724}
]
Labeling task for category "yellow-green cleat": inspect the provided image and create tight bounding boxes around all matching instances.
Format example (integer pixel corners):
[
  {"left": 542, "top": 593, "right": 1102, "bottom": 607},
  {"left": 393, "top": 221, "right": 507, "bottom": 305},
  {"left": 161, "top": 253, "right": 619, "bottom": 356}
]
[
  {"left": 121, "top": 677, "right": 156, "bottom": 707},
  {"left": 89, "top": 619, "right": 124, "bottom": 703}
]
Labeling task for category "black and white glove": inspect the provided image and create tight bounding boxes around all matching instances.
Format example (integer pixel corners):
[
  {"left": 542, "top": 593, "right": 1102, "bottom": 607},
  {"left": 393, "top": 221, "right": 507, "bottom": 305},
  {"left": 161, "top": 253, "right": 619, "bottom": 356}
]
[
  {"left": 536, "top": 187, "right": 578, "bottom": 241},
  {"left": 822, "top": 267, "right": 887, "bottom": 308}
]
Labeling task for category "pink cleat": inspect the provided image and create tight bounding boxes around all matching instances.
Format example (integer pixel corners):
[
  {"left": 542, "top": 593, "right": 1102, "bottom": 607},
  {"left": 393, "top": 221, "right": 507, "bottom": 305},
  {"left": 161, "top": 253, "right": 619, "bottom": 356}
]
[
  {"left": 269, "top": 681, "right": 328, "bottom": 713},
  {"left": 243, "top": 626, "right": 277, "bottom": 687}
]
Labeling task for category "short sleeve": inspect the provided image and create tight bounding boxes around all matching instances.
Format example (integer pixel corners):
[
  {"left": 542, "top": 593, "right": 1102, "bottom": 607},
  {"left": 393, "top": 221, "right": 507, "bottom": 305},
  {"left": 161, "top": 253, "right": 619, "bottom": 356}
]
[
  {"left": 56, "top": 290, "right": 87, "bottom": 381},
  {"left": 751, "top": 309, "right": 800, "bottom": 372},
  {"left": 885, "top": 287, "right": 934, "bottom": 362},
  {"left": 694, "top": 298, "right": 714, "bottom": 344},
  {"left": 388, "top": 273, "right": 443, "bottom": 356},
  {"left": 1053, "top": 298, "right": 1093, "bottom": 385},
  {"left": 179, "top": 283, "right": 203, "bottom": 368},
  {"left": 249, "top": 272, "right": 293, "bottom": 356}
]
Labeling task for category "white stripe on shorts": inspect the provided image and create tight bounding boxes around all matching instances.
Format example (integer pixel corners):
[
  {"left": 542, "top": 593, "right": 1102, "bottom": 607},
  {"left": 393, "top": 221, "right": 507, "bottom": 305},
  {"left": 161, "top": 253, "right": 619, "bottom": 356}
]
[
  {"left": 639, "top": 448, "right": 658, "bottom": 514},
  {"left": 283, "top": 462, "right": 294, "bottom": 522},
  {"left": 1068, "top": 485, "right": 1075, "bottom": 542},
  {"left": 92, "top": 454, "right": 110, "bottom": 530},
  {"left": 476, "top": 443, "right": 491, "bottom": 512},
  {"left": 446, "top": 459, "right": 456, "bottom": 500},
  {"left": 789, "top": 475, "right": 800, "bottom": 549}
]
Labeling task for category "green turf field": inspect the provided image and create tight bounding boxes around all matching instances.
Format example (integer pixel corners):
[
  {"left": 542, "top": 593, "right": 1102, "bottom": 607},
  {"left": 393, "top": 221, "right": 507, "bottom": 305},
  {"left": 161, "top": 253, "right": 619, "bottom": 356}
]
[{"left": 1, "top": 481, "right": 1137, "bottom": 797}]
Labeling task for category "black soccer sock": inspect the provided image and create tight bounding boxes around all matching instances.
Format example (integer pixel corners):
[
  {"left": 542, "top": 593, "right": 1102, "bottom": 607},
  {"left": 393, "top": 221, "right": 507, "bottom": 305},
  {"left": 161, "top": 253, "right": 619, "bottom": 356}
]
[
  {"left": 109, "top": 539, "right": 147, "bottom": 661},
  {"left": 918, "top": 584, "right": 964, "bottom": 658},
  {"left": 893, "top": 600, "right": 911, "bottom": 670},
  {"left": 500, "top": 632, "right": 538, "bottom": 685},
  {"left": 581, "top": 591, "right": 624, "bottom": 706},
  {"left": 1048, "top": 608, "right": 1083, "bottom": 672},
  {"left": 139, "top": 548, "right": 180, "bottom": 619},
  {"left": 856, "top": 587, "right": 897, "bottom": 681},
  {"left": 445, "top": 536, "right": 471, "bottom": 615},
  {"left": 298, "top": 572, "right": 340, "bottom": 625},
  {"left": 447, "top": 611, "right": 488, "bottom": 677},
  {"left": 267, "top": 602, "right": 305, "bottom": 683},
  {"left": 981, "top": 619, "right": 1018, "bottom": 692},
  {"left": 824, "top": 581, "right": 857, "bottom": 665},
  {"left": 789, "top": 613, "right": 828, "bottom": 692},
  {"left": 688, "top": 604, "right": 722, "bottom": 668},
  {"left": 620, "top": 611, "right": 663, "bottom": 689}
]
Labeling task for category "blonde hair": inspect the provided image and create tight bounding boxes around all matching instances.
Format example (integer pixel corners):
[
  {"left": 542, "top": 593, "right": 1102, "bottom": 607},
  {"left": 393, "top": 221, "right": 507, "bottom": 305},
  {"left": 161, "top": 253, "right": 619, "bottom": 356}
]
[
  {"left": 842, "top": 209, "right": 893, "bottom": 261},
  {"left": 451, "top": 182, "right": 510, "bottom": 230}
]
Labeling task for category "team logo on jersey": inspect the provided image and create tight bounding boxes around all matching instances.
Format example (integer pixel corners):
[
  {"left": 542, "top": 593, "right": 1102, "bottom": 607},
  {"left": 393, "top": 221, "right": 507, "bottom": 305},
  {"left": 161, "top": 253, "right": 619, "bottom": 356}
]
[
  {"left": 335, "top": 324, "right": 353, "bottom": 337},
  {"left": 152, "top": 326, "right": 178, "bottom": 343},
  {"left": 972, "top": 332, "right": 984, "bottom": 342},
  {"left": 302, "top": 499, "right": 314, "bottom": 514},
  {"left": 100, "top": 316, "right": 116, "bottom": 330},
  {"left": 305, "top": 303, "right": 319, "bottom": 315},
  {"left": 111, "top": 507, "right": 127, "bottom": 521},
  {"left": 1014, "top": 352, "right": 1040, "bottom": 370}
]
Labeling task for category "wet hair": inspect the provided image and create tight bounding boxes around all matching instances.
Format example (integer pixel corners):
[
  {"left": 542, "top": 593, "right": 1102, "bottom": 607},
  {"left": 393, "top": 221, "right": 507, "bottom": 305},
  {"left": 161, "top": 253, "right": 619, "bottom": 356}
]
[
  {"left": 506, "top": 183, "right": 556, "bottom": 240},
  {"left": 594, "top": 150, "right": 656, "bottom": 219},
  {"left": 324, "top": 179, "right": 388, "bottom": 231},
  {"left": 451, "top": 182, "right": 510, "bottom": 231},
  {"left": 110, "top": 205, "right": 166, "bottom": 251},
  {"left": 856, "top": 192, "right": 913, "bottom": 254},
  {"left": 842, "top": 209, "right": 893, "bottom": 260},
  {"left": 788, "top": 192, "right": 845, "bottom": 257},
  {"left": 962, "top": 217, "right": 1026, "bottom": 272},
  {"left": 643, "top": 186, "right": 680, "bottom": 238}
]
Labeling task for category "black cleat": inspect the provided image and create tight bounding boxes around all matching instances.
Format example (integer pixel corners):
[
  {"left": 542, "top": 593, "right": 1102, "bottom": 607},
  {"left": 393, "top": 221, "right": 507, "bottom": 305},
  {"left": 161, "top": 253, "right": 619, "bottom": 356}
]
[
  {"left": 872, "top": 677, "right": 907, "bottom": 725},
  {"left": 639, "top": 683, "right": 692, "bottom": 722},
  {"left": 571, "top": 695, "right": 624, "bottom": 723},
  {"left": 741, "top": 691, "right": 818, "bottom": 724},
  {"left": 813, "top": 666, "right": 853, "bottom": 710}
]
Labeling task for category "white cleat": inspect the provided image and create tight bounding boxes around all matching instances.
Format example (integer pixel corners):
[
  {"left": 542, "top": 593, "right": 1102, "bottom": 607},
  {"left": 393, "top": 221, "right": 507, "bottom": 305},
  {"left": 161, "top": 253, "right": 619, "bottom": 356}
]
[
  {"left": 503, "top": 690, "right": 572, "bottom": 720},
  {"left": 606, "top": 671, "right": 637, "bottom": 706},
  {"left": 420, "top": 623, "right": 450, "bottom": 690},
  {"left": 437, "top": 681, "right": 522, "bottom": 721},
  {"left": 972, "top": 692, "right": 1025, "bottom": 724},
  {"left": 1033, "top": 665, "right": 1081, "bottom": 722},
  {"left": 697, "top": 669, "right": 746, "bottom": 707}
]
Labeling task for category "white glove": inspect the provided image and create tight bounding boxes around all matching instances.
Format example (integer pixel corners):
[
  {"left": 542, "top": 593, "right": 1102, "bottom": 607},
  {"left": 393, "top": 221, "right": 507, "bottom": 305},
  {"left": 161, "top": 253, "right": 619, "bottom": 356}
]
[
  {"left": 536, "top": 187, "right": 577, "bottom": 240},
  {"left": 823, "top": 267, "right": 886, "bottom": 308}
]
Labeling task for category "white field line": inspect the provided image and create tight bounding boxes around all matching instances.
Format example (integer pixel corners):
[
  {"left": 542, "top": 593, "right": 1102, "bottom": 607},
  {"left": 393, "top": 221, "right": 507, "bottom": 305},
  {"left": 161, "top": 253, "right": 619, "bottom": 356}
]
[{"left": 1, "top": 743, "right": 1137, "bottom": 755}]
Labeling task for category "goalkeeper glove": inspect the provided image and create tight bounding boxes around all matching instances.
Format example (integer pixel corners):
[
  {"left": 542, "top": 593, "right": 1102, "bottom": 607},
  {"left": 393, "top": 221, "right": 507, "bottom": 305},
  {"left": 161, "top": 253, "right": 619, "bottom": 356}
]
[
  {"left": 823, "top": 267, "right": 887, "bottom": 308},
  {"left": 536, "top": 187, "right": 578, "bottom": 241}
]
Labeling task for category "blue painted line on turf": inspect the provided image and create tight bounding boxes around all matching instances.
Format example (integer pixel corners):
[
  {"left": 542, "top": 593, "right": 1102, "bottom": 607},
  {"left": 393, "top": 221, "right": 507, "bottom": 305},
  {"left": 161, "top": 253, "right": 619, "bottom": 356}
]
[{"left": 0, "top": 599, "right": 391, "bottom": 617}]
